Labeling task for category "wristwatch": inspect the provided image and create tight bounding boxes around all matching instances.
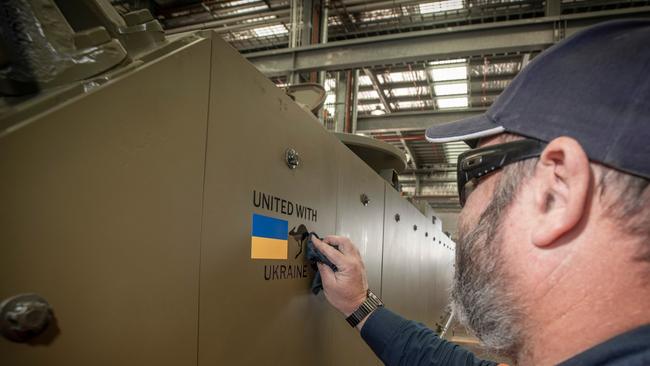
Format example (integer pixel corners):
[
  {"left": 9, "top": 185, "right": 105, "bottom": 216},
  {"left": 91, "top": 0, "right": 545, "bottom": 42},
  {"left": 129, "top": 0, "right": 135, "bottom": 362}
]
[{"left": 345, "top": 289, "right": 383, "bottom": 328}]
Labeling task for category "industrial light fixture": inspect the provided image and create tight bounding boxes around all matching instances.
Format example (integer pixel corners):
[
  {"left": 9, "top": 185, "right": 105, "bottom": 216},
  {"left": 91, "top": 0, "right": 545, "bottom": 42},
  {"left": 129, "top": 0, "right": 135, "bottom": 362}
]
[
  {"left": 253, "top": 24, "right": 288, "bottom": 37},
  {"left": 370, "top": 106, "right": 386, "bottom": 116}
]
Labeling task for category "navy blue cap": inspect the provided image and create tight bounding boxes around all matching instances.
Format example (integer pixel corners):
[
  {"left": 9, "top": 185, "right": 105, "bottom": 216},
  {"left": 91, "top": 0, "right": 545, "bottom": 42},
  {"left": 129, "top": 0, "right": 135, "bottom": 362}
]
[{"left": 425, "top": 19, "right": 650, "bottom": 180}]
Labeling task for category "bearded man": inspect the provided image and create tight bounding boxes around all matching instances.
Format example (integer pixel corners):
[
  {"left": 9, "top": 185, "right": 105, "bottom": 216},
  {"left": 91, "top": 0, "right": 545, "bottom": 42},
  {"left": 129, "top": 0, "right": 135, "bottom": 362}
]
[{"left": 311, "top": 19, "right": 650, "bottom": 366}]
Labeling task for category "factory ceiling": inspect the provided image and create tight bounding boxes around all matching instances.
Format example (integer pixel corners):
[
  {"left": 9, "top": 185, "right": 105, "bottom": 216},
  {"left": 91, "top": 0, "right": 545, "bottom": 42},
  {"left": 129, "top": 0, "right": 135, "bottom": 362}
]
[{"left": 111, "top": 0, "right": 650, "bottom": 209}]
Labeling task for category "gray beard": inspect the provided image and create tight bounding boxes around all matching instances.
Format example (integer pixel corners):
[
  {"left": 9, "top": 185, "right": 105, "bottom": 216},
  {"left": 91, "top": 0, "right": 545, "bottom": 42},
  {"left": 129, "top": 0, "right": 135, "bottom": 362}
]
[{"left": 451, "top": 194, "right": 524, "bottom": 359}]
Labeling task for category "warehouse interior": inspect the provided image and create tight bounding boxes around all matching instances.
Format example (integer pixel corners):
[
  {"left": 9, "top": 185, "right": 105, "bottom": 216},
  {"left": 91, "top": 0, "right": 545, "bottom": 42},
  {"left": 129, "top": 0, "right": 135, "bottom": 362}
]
[
  {"left": 114, "top": 0, "right": 650, "bottom": 238},
  {"left": 0, "top": 1, "right": 648, "bottom": 365}
]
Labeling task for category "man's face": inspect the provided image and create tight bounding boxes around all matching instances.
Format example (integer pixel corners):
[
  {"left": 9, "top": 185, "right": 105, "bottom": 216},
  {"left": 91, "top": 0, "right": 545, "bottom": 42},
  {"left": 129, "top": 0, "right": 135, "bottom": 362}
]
[{"left": 451, "top": 136, "right": 524, "bottom": 358}]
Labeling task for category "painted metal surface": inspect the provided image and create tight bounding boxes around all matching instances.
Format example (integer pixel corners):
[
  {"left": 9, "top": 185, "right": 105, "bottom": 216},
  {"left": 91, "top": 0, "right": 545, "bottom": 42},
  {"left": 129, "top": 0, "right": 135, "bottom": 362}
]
[
  {"left": 334, "top": 132, "right": 407, "bottom": 174},
  {"left": 0, "top": 32, "right": 456, "bottom": 365},
  {"left": 327, "top": 142, "right": 387, "bottom": 366},
  {"left": 0, "top": 37, "right": 211, "bottom": 365},
  {"left": 382, "top": 184, "right": 455, "bottom": 327},
  {"left": 198, "top": 36, "right": 339, "bottom": 366}
]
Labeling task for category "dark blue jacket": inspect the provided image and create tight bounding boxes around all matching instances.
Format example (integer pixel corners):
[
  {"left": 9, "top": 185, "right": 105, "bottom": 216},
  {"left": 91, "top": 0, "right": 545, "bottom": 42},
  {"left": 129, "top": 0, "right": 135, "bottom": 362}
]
[{"left": 361, "top": 307, "right": 650, "bottom": 366}]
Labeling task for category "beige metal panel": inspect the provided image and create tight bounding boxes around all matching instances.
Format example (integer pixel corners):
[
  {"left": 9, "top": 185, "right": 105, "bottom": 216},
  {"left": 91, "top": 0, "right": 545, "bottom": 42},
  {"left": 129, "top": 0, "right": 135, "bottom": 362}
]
[
  {"left": 443, "top": 235, "right": 455, "bottom": 314},
  {"left": 198, "top": 35, "right": 340, "bottom": 366},
  {"left": 431, "top": 230, "right": 445, "bottom": 328},
  {"left": 383, "top": 189, "right": 454, "bottom": 329},
  {"left": 0, "top": 37, "right": 211, "bottom": 365},
  {"left": 417, "top": 217, "right": 435, "bottom": 328},
  {"left": 382, "top": 184, "right": 418, "bottom": 319},
  {"left": 414, "top": 214, "right": 430, "bottom": 324},
  {"left": 424, "top": 219, "right": 441, "bottom": 328},
  {"left": 429, "top": 221, "right": 448, "bottom": 329},
  {"left": 334, "top": 144, "right": 385, "bottom": 296},
  {"left": 323, "top": 143, "right": 386, "bottom": 366},
  {"left": 436, "top": 231, "right": 454, "bottom": 328}
]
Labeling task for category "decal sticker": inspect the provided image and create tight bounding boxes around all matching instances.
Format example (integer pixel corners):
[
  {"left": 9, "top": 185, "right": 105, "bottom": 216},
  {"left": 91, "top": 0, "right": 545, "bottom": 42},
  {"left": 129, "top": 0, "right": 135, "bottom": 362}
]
[{"left": 251, "top": 213, "right": 289, "bottom": 260}]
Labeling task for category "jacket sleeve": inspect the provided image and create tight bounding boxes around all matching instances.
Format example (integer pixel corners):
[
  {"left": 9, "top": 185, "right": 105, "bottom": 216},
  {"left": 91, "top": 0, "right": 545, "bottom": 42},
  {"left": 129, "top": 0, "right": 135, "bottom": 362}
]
[{"left": 360, "top": 307, "right": 500, "bottom": 366}]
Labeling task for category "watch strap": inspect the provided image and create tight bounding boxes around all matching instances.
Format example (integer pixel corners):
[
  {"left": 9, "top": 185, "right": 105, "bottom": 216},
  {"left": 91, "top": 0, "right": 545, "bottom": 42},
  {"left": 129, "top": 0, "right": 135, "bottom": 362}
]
[{"left": 345, "top": 290, "right": 383, "bottom": 327}]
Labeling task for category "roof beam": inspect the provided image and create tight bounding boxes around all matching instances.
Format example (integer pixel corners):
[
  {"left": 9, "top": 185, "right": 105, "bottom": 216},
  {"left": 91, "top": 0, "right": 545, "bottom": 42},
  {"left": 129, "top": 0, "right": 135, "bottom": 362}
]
[
  {"left": 357, "top": 109, "right": 486, "bottom": 133},
  {"left": 359, "top": 80, "right": 429, "bottom": 91},
  {"left": 246, "top": 8, "right": 650, "bottom": 76},
  {"left": 397, "top": 131, "right": 418, "bottom": 169},
  {"left": 362, "top": 68, "right": 392, "bottom": 113}
]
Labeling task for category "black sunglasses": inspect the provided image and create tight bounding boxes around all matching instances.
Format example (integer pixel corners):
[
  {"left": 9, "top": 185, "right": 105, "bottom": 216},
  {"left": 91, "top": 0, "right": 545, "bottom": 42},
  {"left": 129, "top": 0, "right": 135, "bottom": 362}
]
[{"left": 456, "top": 139, "right": 547, "bottom": 207}]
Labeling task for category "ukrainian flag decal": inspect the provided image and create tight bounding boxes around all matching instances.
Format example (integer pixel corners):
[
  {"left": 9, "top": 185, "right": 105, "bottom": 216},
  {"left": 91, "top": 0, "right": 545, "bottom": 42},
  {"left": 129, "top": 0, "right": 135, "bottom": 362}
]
[{"left": 251, "top": 213, "right": 289, "bottom": 260}]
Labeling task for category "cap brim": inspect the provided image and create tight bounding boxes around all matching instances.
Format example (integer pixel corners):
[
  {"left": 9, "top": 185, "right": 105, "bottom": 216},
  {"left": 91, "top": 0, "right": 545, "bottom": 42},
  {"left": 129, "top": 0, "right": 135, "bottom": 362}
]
[{"left": 425, "top": 114, "right": 506, "bottom": 147}]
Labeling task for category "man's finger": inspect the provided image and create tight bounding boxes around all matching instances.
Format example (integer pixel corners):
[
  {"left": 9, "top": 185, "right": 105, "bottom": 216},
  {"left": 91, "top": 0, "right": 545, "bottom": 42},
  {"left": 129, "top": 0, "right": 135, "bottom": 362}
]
[
  {"left": 322, "top": 235, "right": 357, "bottom": 256},
  {"left": 312, "top": 235, "right": 345, "bottom": 266}
]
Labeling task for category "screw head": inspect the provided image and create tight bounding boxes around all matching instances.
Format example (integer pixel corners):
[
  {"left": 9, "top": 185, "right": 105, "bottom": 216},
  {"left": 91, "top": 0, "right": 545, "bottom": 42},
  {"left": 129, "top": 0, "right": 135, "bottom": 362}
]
[
  {"left": 285, "top": 148, "right": 300, "bottom": 169},
  {"left": 360, "top": 193, "right": 370, "bottom": 206},
  {"left": 1, "top": 294, "right": 53, "bottom": 343},
  {"left": 394, "top": 214, "right": 400, "bottom": 222}
]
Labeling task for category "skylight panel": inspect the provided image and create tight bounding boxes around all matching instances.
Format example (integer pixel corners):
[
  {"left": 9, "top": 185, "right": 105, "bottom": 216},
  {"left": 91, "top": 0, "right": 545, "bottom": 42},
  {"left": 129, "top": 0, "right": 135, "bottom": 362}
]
[
  {"left": 359, "top": 9, "right": 400, "bottom": 22},
  {"left": 358, "top": 75, "right": 372, "bottom": 86},
  {"left": 358, "top": 90, "right": 380, "bottom": 100},
  {"left": 224, "top": 31, "right": 254, "bottom": 41},
  {"left": 389, "top": 87, "right": 428, "bottom": 97},
  {"left": 430, "top": 65, "right": 467, "bottom": 82},
  {"left": 395, "top": 100, "right": 431, "bottom": 110},
  {"left": 419, "top": 0, "right": 464, "bottom": 14},
  {"left": 470, "top": 62, "right": 521, "bottom": 77},
  {"left": 244, "top": 15, "right": 277, "bottom": 23},
  {"left": 437, "top": 96, "right": 468, "bottom": 109},
  {"left": 358, "top": 103, "right": 385, "bottom": 112},
  {"left": 379, "top": 71, "right": 426, "bottom": 84},
  {"left": 253, "top": 24, "right": 288, "bottom": 37},
  {"left": 434, "top": 82, "right": 468, "bottom": 96},
  {"left": 225, "top": 4, "right": 267, "bottom": 16}
]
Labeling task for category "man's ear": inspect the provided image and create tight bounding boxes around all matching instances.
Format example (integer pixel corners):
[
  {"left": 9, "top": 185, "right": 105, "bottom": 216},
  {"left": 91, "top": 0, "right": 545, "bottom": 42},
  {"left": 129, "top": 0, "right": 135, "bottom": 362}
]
[{"left": 530, "top": 137, "right": 591, "bottom": 247}]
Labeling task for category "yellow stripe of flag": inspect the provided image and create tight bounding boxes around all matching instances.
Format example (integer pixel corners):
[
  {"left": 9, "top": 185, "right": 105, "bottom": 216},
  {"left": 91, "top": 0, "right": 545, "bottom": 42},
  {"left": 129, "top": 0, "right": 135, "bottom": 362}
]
[{"left": 251, "top": 236, "right": 288, "bottom": 260}]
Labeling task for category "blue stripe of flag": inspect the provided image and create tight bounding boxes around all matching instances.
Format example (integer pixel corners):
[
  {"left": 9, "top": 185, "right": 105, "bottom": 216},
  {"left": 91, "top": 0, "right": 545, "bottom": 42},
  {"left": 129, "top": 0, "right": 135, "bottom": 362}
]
[{"left": 251, "top": 213, "right": 288, "bottom": 240}]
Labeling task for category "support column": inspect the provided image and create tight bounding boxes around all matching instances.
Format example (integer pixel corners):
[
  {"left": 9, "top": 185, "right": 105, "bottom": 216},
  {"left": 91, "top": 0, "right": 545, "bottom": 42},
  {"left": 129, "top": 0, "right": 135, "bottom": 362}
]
[
  {"left": 351, "top": 69, "right": 360, "bottom": 134},
  {"left": 301, "top": 0, "right": 314, "bottom": 53},
  {"left": 316, "top": 0, "right": 329, "bottom": 125},
  {"left": 288, "top": 0, "right": 302, "bottom": 84},
  {"left": 334, "top": 71, "right": 348, "bottom": 132},
  {"left": 318, "top": 0, "right": 329, "bottom": 86}
]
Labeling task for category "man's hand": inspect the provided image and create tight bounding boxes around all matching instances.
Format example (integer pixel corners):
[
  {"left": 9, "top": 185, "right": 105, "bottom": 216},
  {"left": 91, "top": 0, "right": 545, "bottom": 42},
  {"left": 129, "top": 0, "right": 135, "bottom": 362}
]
[{"left": 311, "top": 235, "right": 369, "bottom": 317}]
